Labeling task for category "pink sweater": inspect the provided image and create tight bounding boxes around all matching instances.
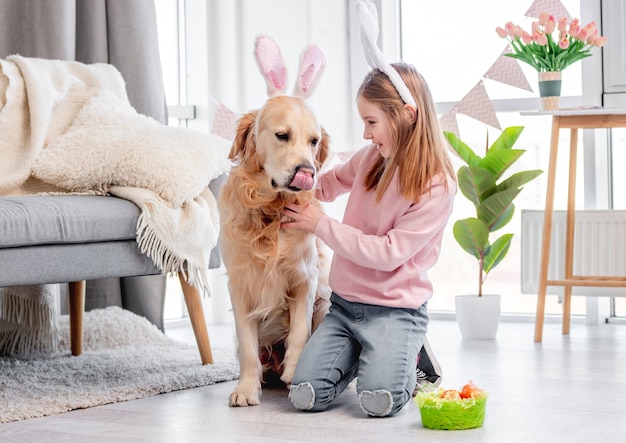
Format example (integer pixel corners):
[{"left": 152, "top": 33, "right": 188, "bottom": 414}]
[{"left": 314, "top": 145, "right": 456, "bottom": 309}]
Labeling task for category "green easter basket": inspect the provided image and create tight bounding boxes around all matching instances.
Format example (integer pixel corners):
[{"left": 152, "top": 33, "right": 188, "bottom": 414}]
[{"left": 415, "top": 390, "right": 487, "bottom": 430}]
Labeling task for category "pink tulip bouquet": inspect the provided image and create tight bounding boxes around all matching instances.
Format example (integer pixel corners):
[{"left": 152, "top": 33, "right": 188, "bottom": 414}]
[{"left": 496, "top": 12, "right": 608, "bottom": 72}]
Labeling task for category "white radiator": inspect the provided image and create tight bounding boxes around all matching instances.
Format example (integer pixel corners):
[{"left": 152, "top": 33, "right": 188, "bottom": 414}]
[{"left": 520, "top": 210, "right": 626, "bottom": 297}]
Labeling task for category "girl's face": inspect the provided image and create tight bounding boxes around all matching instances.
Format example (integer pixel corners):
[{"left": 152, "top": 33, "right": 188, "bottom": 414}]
[{"left": 357, "top": 96, "right": 394, "bottom": 158}]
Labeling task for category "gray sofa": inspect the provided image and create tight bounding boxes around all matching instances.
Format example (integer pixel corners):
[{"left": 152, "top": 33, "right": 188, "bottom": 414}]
[{"left": 0, "top": 175, "right": 225, "bottom": 364}]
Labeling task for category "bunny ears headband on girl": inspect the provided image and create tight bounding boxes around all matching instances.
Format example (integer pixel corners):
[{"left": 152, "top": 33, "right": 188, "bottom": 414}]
[
  {"left": 356, "top": 0, "right": 416, "bottom": 107},
  {"left": 254, "top": 35, "right": 326, "bottom": 99}
]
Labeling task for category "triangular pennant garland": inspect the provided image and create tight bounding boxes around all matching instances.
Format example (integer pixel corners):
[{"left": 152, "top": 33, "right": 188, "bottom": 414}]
[
  {"left": 484, "top": 46, "right": 534, "bottom": 92},
  {"left": 525, "top": 0, "right": 571, "bottom": 20},
  {"left": 438, "top": 109, "right": 460, "bottom": 138},
  {"left": 438, "top": 0, "right": 575, "bottom": 138},
  {"left": 334, "top": 151, "right": 354, "bottom": 163},
  {"left": 210, "top": 99, "right": 239, "bottom": 141},
  {"left": 456, "top": 81, "right": 501, "bottom": 130}
]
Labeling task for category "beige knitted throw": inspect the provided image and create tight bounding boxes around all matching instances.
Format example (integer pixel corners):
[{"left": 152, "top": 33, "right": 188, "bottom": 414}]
[{"left": 0, "top": 55, "right": 230, "bottom": 355}]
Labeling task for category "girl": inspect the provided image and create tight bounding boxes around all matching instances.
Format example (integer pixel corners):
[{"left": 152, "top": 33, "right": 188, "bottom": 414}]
[{"left": 281, "top": 62, "right": 456, "bottom": 417}]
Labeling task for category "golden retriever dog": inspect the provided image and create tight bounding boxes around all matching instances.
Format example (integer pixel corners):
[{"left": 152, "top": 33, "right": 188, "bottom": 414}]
[{"left": 218, "top": 36, "right": 331, "bottom": 407}]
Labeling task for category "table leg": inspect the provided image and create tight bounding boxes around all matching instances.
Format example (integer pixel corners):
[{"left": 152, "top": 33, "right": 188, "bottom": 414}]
[
  {"left": 562, "top": 128, "right": 579, "bottom": 335},
  {"left": 535, "top": 117, "right": 561, "bottom": 342}
]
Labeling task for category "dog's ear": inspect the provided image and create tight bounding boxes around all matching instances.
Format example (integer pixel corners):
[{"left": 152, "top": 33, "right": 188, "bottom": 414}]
[
  {"left": 315, "top": 126, "right": 330, "bottom": 170},
  {"left": 229, "top": 110, "right": 260, "bottom": 171}
]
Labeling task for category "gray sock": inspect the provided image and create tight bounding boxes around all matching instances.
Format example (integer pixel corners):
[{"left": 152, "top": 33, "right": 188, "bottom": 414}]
[
  {"left": 289, "top": 382, "right": 315, "bottom": 410},
  {"left": 358, "top": 389, "right": 393, "bottom": 417}
]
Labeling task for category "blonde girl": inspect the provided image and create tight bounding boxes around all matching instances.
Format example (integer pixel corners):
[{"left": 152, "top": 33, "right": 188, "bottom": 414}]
[{"left": 282, "top": 62, "right": 456, "bottom": 417}]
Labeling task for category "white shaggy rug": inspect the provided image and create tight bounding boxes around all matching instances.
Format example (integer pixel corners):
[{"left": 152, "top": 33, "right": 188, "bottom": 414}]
[{"left": 0, "top": 306, "right": 239, "bottom": 423}]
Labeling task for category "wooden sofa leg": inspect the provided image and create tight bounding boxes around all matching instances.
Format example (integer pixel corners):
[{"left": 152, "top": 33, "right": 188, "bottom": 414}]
[
  {"left": 178, "top": 272, "right": 214, "bottom": 364},
  {"left": 68, "top": 281, "right": 86, "bottom": 356}
]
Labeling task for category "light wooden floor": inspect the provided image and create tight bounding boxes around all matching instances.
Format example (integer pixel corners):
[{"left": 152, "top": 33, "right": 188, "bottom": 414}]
[{"left": 1, "top": 316, "right": 625, "bottom": 443}]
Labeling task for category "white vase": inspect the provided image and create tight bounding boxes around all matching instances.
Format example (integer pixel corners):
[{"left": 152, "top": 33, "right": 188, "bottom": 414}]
[{"left": 455, "top": 294, "right": 501, "bottom": 340}]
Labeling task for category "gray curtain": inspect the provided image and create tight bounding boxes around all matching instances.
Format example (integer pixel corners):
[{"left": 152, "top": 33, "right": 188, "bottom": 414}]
[{"left": 0, "top": 0, "right": 168, "bottom": 330}]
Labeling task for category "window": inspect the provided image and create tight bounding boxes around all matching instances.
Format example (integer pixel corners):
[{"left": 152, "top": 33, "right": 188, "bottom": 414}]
[
  {"left": 400, "top": 0, "right": 611, "bottom": 317},
  {"left": 400, "top": 1, "right": 584, "bottom": 103},
  {"left": 154, "top": 0, "right": 621, "bottom": 322},
  {"left": 156, "top": 0, "right": 188, "bottom": 320}
]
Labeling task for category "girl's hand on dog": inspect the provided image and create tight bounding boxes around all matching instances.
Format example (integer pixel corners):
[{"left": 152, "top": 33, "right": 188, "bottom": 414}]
[{"left": 282, "top": 203, "right": 323, "bottom": 233}]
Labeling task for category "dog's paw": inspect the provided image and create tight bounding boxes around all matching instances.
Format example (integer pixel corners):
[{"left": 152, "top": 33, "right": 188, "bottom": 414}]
[
  {"left": 280, "top": 365, "right": 295, "bottom": 386},
  {"left": 229, "top": 390, "right": 260, "bottom": 407},
  {"left": 229, "top": 389, "right": 261, "bottom": 407},
  {"left": 229, "top": 380, "right": 262, "bottom": 407}
]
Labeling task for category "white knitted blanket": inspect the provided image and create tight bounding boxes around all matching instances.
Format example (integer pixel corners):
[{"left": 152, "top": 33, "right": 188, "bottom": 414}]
[{"left": 0, "top": 55, "right": 230, "bottom": 355}]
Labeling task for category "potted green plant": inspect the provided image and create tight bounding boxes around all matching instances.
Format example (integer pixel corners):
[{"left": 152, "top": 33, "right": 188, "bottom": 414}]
[{"left": 445, "top": 126, "right": 542, "bottom": 339}]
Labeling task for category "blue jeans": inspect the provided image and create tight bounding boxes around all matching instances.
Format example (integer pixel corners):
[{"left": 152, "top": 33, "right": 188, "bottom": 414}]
[{"left": 290, "top": 292, "right": 429, "bottom": 416}]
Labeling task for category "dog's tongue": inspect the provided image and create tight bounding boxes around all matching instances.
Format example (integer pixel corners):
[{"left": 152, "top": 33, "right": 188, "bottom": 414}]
[{"left": 290, "top": 170, "right": 315, "bottom": 191}]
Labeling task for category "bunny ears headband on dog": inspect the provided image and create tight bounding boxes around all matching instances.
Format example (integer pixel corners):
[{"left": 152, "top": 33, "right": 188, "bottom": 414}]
[
  {"left": 255, "top": 35, "right": 326, "bottom": 99},
  {"left": 356, "top": 0, "right": 416, "bottom": 107}
]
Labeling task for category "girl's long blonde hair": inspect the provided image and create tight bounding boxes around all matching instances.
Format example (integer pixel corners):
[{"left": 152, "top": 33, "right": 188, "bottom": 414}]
[{"left": 358, "top": 63, "right": 455, "bottom": 203}]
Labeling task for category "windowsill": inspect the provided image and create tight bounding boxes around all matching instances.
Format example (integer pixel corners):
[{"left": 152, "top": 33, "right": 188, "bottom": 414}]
[{"left": 429, "top": 311, "right": 598, "bottom": 324}]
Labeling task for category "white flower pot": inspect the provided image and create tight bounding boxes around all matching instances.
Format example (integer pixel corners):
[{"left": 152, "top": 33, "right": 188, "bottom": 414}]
[{"left": 455, "top": 294, "right": 501, "bottom": 340}]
